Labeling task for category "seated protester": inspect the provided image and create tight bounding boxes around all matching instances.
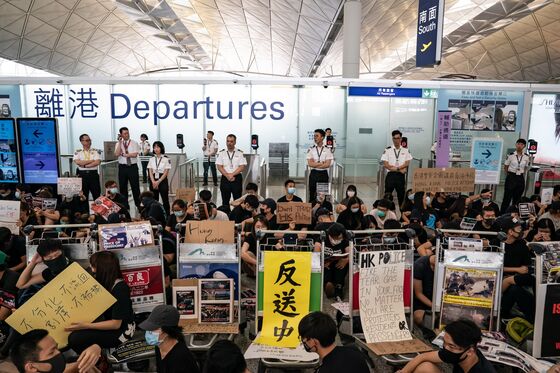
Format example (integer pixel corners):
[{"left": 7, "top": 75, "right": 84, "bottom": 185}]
[
  {"left": 539, "top": 201, "right": 560, "bottom": 232},
  {"left": 104, "top": 179, "right": 130, "bottom": 210},
  {"left": 444, "top": 195, "right": 469, "bottom": 222},
  {"left": 407, "top": 218, "right": 432, "bottom": 256},
  {"left": 468, "top": 188, "right": 500, "bottom": 217},
  {"left": 66, "top": 251, "right": 135, "bottom": 354},
  {"left": 161, "top": 229, "right": 177, "bottom": 267},
  {"left": 229, "top": 194, "right": 259, "bottom": 224},
  {"left": 298, "top": 311, "right": 369, "bottom": 373},
  {"left": 16, "top": 239, "right": 71, "bottom": 290},
  {"left": 336, "top": 184, "right": 367, "bottom": 214},
  {"left": 230, "top": 182, "right": 264, "bottom": 207},
  {"left": 527, "top": 218, "right": 557, "bottom": 242},
  {"left": 431, "top": 192, "right": 453, "bottom": 213},
  {"left": 0, "top": 251, "right": 19, "bottom": 321},
  {"left": 322, "top": 223, "right": 350, "bottom": 299},
  {"left": 276, "top": 180, "right": 309, "bottom": 241},
  {"left": 0, "top": 183, "right": 14, "bottom": 200},
  {"left": 382, "top": 219, "right": 405, "bottom": 244},
  {"left": 382, "top": 192, "right": 397, "bottom": 212},
  {"left": 54, "top": 210, "right": 72, "bottom": 238},
  {"left": 411, "top": 192, "right": 439, "bottom": 230},
  {"left": 0, "top": 226, "right": 26, "bottom": 272},
  {"left": 11, "top": 329, "right": 102, "bottom": 373},
  {"left": 140, "top": 191, "right": 167, "bottom": 227},
  {"left": 312, "top": 193, "right": 334, "bottom": 223},
  {"left": 166, "top": 199, "right": 189, "bottom": 235},
  {"left": 397, "top": 319, "right": 496, "bottom": 373},
  {"left": 500, "top": 217, "right": 535, "bottom": 322},
  {"left": 412, "top": 254, "right": 436, "bottom": 326},
  {"left": 139, "top": 305, "right": 200, "bottom": 373},
  {"left": 15, "top": 183, "right": 31, "bottom": 202},
  {"left": 32, "top": 190, "right": 60, "bottom": 233},
  {"left": 203, "top": 339, "right": 249, "bottom": 373},
  {"left": 259, "top": 198, "right": 278, "bottom": 230},
  {"left": 277, "top": 179, "right": 303, "bottom": 203},
  {"left": 336, "top": 197, "right": 368, "bottom": 231},
  {"left": 58, "top": 191, "right": 89, "bottom": 218},
  {"left": 370, "top": 199, "right": 398, "bottom": 229},
  {"left": 241, "top": 215, "right": 269, "bottom": 276},
  {"left": 206, "top": 203, "right": 229, "bottom": 221},
  {"left": 472, "top": 206, "right": 501, "bottom": 247},
  {"left": 198, "top": 189, "right": 214, "bottom": 206},
  {"left": 314, "top": 207, "right": 335, "bottom": 231}
]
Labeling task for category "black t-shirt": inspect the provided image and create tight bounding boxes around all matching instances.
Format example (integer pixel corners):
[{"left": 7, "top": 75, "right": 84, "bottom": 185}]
[
  {"left": 155, "top": 341, "right": 200, "bottom": 373},
  {"left": 229, "top": 206, "right": 252, "bottom": 224},
  {"left": 504, "top": 240, "right": 531, "bottom": 272},
  {"left": 413, "top": 255, "right": 434, "bottom": 302},
  {"left": 318, "top": 346, "right": 369, "bottom": 373},
  {"left": 277, "top": 195, "right": 303, "bottom": 203},
  {"left": 470, "top": 200, "right": 500, "bottom": 216},
  {"left": 2, "top": 235, "right": 26, "bottom": 269},
  {"left": 432, "top": 197, "right": 453, "bottom": 212},
  {"left": 472, "top": 221, "right": 500, "bottom": 246},
  {"left": 266, "top": 214, "right": 278, "bottom": 230},
  {"left": 103, "top": 280, "right": 134, "bottom": 335},
  {"left": 166, "top": 214, "right": 187, "bottom": 235},
  {"left": 0, "top": 269, "right": 19, "bottom": 293},
  {"left": 450, "top": 350, "right": 496, "bottom": 373},
  {"left": 244, "top": 234, "right": 258, "bottom": 256}
]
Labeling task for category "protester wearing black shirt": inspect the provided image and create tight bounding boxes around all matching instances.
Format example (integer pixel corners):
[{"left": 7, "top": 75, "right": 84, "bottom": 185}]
[
  {"left": 298, "top": 311, "right": 369, "bottom": 373},
  {"left": 16, "top": 239, "right": 71, "bottom": 291},
  {"left": 241, "top": 216, "right": 269, "bottom": 276},
  {"left": 469, "top": 189, "right": 500, "bottom": 217},
  {"left": 0, "top": 251, "right": 18, "bottom": 322},
  {"left": 229, "top": 194, "right": 259, "bottom": 223},
  {"left": 259, "top": 198, "right": 278, "bottom": 230},
  {"left": 413, "top": 254, "right": 435, "bottom": 326},
  {"left": 0, "top": 227, "right": 26, "bottom": 272},
  {"left": 336, "top": 197, "right": 368, "bottom": 230},
  {"left": 321, "top": 223, "right": 350, "bottom": 299},
  {"left": 166, "top": 199, "right": 189, "bottom": 235},
  {"left": 203, "top": 340, "right": 249, "bottom": 373},
  {"left": 277, "top": 179, "right": 303, "bottom": 203},
  {"left": 105, "top": 179, "right": 130, "bottom": 211},
  {"left": 140, "top": 191, "right": 167, "bottom": 226},
  {"left": 431, "top": 192, "right": 453, "bottom": 212},
  {"left": 472, "top": 206, "right": 500, "bottom": 247}
]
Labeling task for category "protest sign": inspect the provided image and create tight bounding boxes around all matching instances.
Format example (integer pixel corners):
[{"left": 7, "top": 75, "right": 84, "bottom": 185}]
[
  {"left": 91, "top": 196, "right": 121, "bottom": 220},
  {"left": 257, "top": 251, "right": 311, "bottom": 348},
  {"left": 276, "top": 202, "right": 312, "bottom": 225},
  {"left": 413, "top": 168, "right": 475, "bottom": 193},
  {"left": 358, "top": 250, "right": 412, "bottom": 343},
  {"left": 122, "top": 265, "right": 164, "bottom": 313},
  {"left": 541, "top": 188, "right": 554, "bottom": 206},
  {"left": 99, "top": 221, "right": 154, "bottom": 250},
  {"left": 184, "top": 220, "right": 235, "bottom": 244},
  {"left": 175, "top": 188, "right": 196, "bottom": 203},
  {"left": 0, "top": 200, "right": 20, "bottom": 235},
  {"left": 172, "top": 279, "right": 198, "bottom": 320},
  {"left": 367, "top": 339, "right": 432, "bottom": 355},
  {"left": 57, "top": 178, "right": 82, "bottom": 197},
  {"left": 199, "top": 278, "right": 233, "bottom": 324},
  {"left": 33, "top": 197, "right": 57, "bottom": 211},
  {"left": 533, "top": 284, "right": 560, "bottom": 358},
  {"left": 448, "top": 237, "right": 483, "bottom": 251},
  {"left": 518, "top": 202, "right": 535, "bottom": 219},
  {"left": 244, "top": 338, "right": 319, "bottom": 361},
  {"left": 6, "top": 262, "right": 116, "bottom": 347}
]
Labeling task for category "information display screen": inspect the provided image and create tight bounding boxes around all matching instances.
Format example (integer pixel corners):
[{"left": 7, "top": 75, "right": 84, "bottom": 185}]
[
  {"left": 16, "top": 118, "right": 59, "bottom": 184},
  {"left": 0, "top": 119, "right": 19, "bottom": 183}
]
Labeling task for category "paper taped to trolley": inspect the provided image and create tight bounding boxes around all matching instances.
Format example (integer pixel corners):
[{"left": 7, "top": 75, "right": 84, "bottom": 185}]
[
  {"left": 0, "top": 200, "right": 20, "bottom": 234},
  {"left": 413, "top": 167, "right": 475, "bottom": 192}
]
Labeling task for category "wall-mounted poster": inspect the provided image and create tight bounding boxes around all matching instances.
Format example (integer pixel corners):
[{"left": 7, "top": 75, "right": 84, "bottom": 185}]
[
  {"left": 0, "top": 119, "right": 19, "bottom": 183},
  {"left": 528, "top": 93, "right": 560, "bottom": 166}
]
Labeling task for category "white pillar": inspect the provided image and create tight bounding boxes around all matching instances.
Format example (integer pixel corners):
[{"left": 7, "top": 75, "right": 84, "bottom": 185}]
[{"left": 342, "top": 0, "right": 361, "bottom": 79}]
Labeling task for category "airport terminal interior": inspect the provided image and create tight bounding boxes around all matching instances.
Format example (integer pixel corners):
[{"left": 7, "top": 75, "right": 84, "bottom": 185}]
[{"left": 1, "top": 0, "right": 560, "bottom": 372}]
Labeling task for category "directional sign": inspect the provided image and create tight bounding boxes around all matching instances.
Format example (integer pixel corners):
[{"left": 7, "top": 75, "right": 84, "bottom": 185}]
[
  {"left": 416, "top": 0, "right": 444, "bottom": 67},
  {"left": 470, "top": 138, "right": 503, "bottom": 184}
]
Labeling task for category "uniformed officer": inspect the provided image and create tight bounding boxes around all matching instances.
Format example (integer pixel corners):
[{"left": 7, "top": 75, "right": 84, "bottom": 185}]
[
  {"left": 501, "top": 138, "right": 530, "bottom": 213},
  {"left": 202, "top": 130, "right": 219, "bottom": 186},
  {"left": 147, "top": 141, "right": 172, "bottom": 216},
  {"left": 216, "top": 134, "right": 247, "bottom": 206},
  {"left": 307, "top": 129, "right": 334, "bottom": 202},
  {"left": 73, "top": 133, "right": 101, "bottom": 200},
  {"left": 381, "top": 130, "right": 412, "bottom": 206},
  {"left": 114, "top": 127, "right": 141, "bottom": 209}
]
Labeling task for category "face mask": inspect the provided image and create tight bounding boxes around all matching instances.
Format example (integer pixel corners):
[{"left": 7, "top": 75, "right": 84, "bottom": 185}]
[
  {"left": 481, "top": 198, "right": 490, "bottom": 204},
  {"left": 351, "top": 208, "right": 359, "bottom": 213},
  {"left": 44, "top": 255, "right": 68, "bottom": 275},
  {"left": 174, "top": 210, "right": 184, "bottom": 217},
  {"left": 145, "top": 330, "right": 161, "bottom": 346},
  {"left": 383, "top": 236, "right": 397, "bottom": 244},
  {"left": 484, "top": 218, "right": 495, "bottom": 225},
  {"left": 377, "top": 210, "right": 386, "bottom": 218},
  {"left": 302, "top": 341, "right": 314, "bottom": 353},
  {"left": 425, "top": 196, "right": 431, "bottom": 206},
  {"left": 287, "top": 187, "right": 296, "bottom": 195},
  {"left": 347, "top": 191, "right": 355, "bottom": 198},
  {"left": 36, "top": 352, "right": 66, "bottom": 373},
  {"left": 408, "top": 194, "right": 415, "bottom": 201},
  {"left": 110, "top": 187, "right": 119, "bottom": 194},
  {"left": 330, "top": 237, "right": 343, "bottom": 246},
  {"left": 15, "top": 191, "right": 20, "bottom": 199},
  {"left": 438, "top": 347, "right": 468, "bottom": 365}
]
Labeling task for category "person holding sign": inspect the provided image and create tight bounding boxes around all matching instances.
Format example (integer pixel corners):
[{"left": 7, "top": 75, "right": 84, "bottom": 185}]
[
  {"left": 114, "top": 127, "right": 141, "bottom": 210},
  {"left": 202, "top": 130, "right": 219, "bottom": 186},
  {"left": 381, "top": 130, "right": 412, "bottom": 206},
  {"left": 501, "top": 139, "right": 530, "bottom": 213},
  {"left": 306, "top": 129, "right": 333, "bottom": 203},
  {"left": 216, "top": 134, "right": 247, "bottom": 206},
  {"left": 73, "top": 134, "right": 101, "bottom": 200},
  {"left": 148, "top": 141, "right": 172, "bottom": 216},
  {"left": 16, "top": 239, "right": 71, "bottom": 290},
  {"left": 66, "top": 251, "right": 135, "bottom": 354}
]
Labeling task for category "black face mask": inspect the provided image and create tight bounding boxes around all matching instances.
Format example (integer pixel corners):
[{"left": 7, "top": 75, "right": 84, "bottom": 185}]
[
  {"left": 36, "top": 352, "right": 66, "bottom": 373},
  {"left": 484, "top": 218, "right": 495, "bottom": 225},
  {"left": 438, "top": 347, "right": 468, "bottom": 365},
  {"left": 44, "top": 255, "right": 68, "bottom": 275},
  {"left": 302, "top": 341, "right": 314, "bottom": 353}
]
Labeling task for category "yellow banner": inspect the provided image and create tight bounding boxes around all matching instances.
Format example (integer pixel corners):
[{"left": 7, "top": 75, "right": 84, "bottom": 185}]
[
  {"left": 7, "top": 262, "right": 117, "bottom": 348},
  {"left": 257, "top": 251, "right": 311, "bottom": 348}
]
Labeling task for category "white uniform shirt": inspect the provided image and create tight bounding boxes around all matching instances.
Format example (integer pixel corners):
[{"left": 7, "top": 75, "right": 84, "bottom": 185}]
[
  {"left": 216, "top": 148, "right": 247, "bottom": 174},
  {"left": 73, "top": 148, "right": 100, "bottom": 171},
  {"left": 117, "top": 139, "right": 140, "bottom": 165},
  {"left": 504, "top": 152, "right": 530, "bottom": 175},
  {"left": 147, "top": 155, "right": 172, "bottom": 179},
  {"left": 203, "top": 139, "right": 219, "bottom": 162},
  {"left": 306, "top": 144, "right": 334, "bottom": 170},
  {"left": 140, "top": 140, "right": 151, "bottom": 156},
  {"left": 380, "top": 145, "right": 413, "bottom": 170}
]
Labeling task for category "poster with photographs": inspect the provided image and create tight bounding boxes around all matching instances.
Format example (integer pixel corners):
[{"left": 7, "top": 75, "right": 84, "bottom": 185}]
[
  {"left": 99, "top": 221, "right": 154, "bottom": 250},
  {"left": 173, "top": 286, "right": 198, "bottom": 320},
  {"left": 440, "top": 266, "right": 497, "bottom": 331},
  {"left": 91, "top": 196, "right": 121, "bottom": 220},
  {"left": 179, "top": 262, "right": 239, "bottom": 300},
  {"left": 199, "top": 279, "right": 233, "bottom": 324}
]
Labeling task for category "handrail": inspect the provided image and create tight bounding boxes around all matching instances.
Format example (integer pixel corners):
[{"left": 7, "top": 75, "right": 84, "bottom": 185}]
[
  {"left": 334, "top": 163, "right": 344, "bottom": 202},
  {"left": 177, "top": 158, "right": 199, "bottom": 189},
  {"left": 259, "top": 158, "right": 267, "bottom": 197}
]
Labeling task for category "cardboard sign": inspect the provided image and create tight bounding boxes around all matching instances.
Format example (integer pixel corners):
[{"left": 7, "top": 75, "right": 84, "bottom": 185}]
[
  {"left": 276, "top": 202, "right": 312, "bottom": 225},
  {"left": 99, "top": 221, "right": 154, "bottom": 250},
  {"left": 184, "top": 220, "right": 235, "bottom": 244},
  {"left": 91, "top": 196, "right": 121, "bottom": 221},
  {"left": 57, "top": 177, "right": 82, "bottom": 197},
  {"left": 367, "top": 338, "right": 432, "bottom": 355},
  {"left": 413, "top": 168, "right": 475, "bottom": 193},
  {"left": 175, "top": 188, "right": 196, "bottom": 203},
  {"left": 0, "top": 201, "right": 20, "bottom": 235},
  {"left": 6, "top": 263, "right": 116, "bottom": 348}
]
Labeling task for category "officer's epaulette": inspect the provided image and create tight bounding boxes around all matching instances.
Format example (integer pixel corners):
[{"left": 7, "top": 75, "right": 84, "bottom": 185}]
[
  {"left": 386, "top": 146, "right": 391, "bottom": 149},
  {"left": 508, "top": 152, "right": 514, "bottom": 156},
  {"left": 74, "top": 149, "right": 81, "bottom": 154},
  {"left": 238, "top": 149, "right": 243, "bottom": 153},
  {"left": 219, "top": 148, "right": 225, "bottom": 152}
]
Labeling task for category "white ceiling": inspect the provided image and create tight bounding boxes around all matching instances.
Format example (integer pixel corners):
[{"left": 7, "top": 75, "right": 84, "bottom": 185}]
[{"left": 0, "top": 0, "right": 559, "bottom": 81}]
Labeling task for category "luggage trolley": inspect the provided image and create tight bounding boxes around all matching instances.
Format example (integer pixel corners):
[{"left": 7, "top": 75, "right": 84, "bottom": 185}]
[
  {"left": 253, "top": 229, "right": 325, "bottom": 372},
  {"left": 175, "top": 221, "right": 241, "bottom": 355},
  {"left": 431, "top": 229, "right": 506, "bottom": 331},
  {"left": 349, "top": 228, "right": 419, "bottom": 367}
]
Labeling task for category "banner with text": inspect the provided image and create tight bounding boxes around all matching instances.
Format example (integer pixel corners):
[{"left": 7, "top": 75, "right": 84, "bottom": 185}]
[{"left": 413, "top": 168, "right": 475, "bottom": 193}]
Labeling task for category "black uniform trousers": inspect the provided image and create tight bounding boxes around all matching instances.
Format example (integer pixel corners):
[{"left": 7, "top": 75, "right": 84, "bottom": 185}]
[
  {"left": 78, "top": 170, "right": 101, "bottom": 200},
  {"left": 501, "top": 172, "right": 525, "bottom": 213},
  {"left": 308, "top": 169, "right": 329, "bottom": 202},
  {"left": 385, "top": 171, "right": 406, "bottom": 206},
  {"left": 220, "top": 174, "right": 242, "bottom": 206},
  {"left": 118, "top": 163, "right": 141, "bottom": 208},
  {"left": 150, "top": 177, "right": 170, "bottom": 216},
  {"left": 203, "top": 158, "right": 218, "bottom": 185}
]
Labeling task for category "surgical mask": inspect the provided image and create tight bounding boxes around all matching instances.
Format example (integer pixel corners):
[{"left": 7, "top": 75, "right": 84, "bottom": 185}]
[
  {"left": 438, "top": 347, "right": 468, "bottom": 365},
  {"left": 351, "top": 208, "right": 359, "bottom": 213},
  {"left": 14, "top": 191, "right": 20, "bottom": 199},
  {"left": 408, "top": 194, "right": 415, "bottom": 201},
  {"left": 347, "top": 191, "right": 355, "bottom": 198},
  {"left": 44, "top": 255, "right": 68, "bottom": 275},
  {"left": 110, "top": 187, "right": 119, "bottom": 194},
  {"left": 425, "top": 196, "right": 431, "bottom": 206},
  {"left": 383, "top": 236, "right": 397, "bottom": 244},
  {"left": 377, "top": 210, "right": 386, "bottom": 218},
  {"left": 287, "top": 187, "right": 296, "bottom": 195},
  {"left": 145, "top": 330, "right": 161, "bottom": 346},
  {"left": 174, "top": 210, "right": 184, "bottom": 217},
  {"left": 36, "top": 352, "right": 66, "bottom": 373},
  {"left": 481, "top": 198, "right": 490, "bottom": 204}
]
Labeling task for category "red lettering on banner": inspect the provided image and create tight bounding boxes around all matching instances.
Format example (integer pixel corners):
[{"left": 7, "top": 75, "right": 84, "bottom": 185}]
[{"left": 552, "top": 303, "right": 560, "bottom": 314}]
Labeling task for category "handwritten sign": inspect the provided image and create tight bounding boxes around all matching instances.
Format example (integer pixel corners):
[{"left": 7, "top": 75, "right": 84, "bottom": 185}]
[
  {"left": 0, "top": 201, "right": 20, "bottom": 234},
  {"left": 184, "top": 220, "right": 235, "bottom": 244},
  {"left": 6, "top": 262, "right": 116, "bottom": 348},
  {"left": 244, "top": 338, "right": 319, "bottom": 361},
  {"left": 276, "top": 202, "right": 312, "bottom": 225},
  {"left": 541, "top": 188, "right": 553, "bottom": 206},
  {"left": 358, "top": 250, "right": 412, "bottom": 343},
  {"left": 57, "top": 177, "right": 82, "bottom": 197},
  {"left": 412, "top": 168, "right": 475, "bottom": 193},
  {"left": 175, "top": 188, "right": 196, "bottom": 203}
]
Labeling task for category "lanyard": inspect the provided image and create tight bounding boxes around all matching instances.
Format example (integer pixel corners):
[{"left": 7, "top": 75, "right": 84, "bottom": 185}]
[
  {"left": 155, "top": 156, "right": 163, "bottom": 172},
  {"left": 316, "top": 146, "right": 324, "bottom": 161},
  {"left": 227, "top": 150, "right": 235, "bottom": 168},
  {"left": 393, "top": 148, "right": 401, "bottom": 163}
]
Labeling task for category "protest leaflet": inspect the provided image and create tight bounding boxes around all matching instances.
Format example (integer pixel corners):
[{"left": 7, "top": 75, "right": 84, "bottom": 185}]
[
  {"left": 57, "top": 178, "right": 82, "bottom": 197},
  {"left": 99, "top": 221, "right": 154, "bottom": 250},
  {"left": 91, "top": 196, "right": 121, "bottom": 220}
]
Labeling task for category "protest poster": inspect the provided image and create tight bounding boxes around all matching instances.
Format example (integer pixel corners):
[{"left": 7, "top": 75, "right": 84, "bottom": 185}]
[
  {"left": 122, "top": 265, "right": 164, "bottom": 313},
  {"left": 91, "top": 196, "right": 121, "bottom": 220},
  {"left": 184, "top": 220, "right": 235, "bottom": 244},
  {"left": 412, "top": 168, "right": 475, "bottom": 193},
  {"left": 358, "top": 250, "right": 412, "bottom": 343},
  {"left": 6, "top": 262, "right": 116, "bottom": 347},
  {"left": 0, "top": 200, "right": 20, "bottom": 235},
  {"left": 518, "top": 202, "right": 535, "bottom": 219},
  {"left": 244, "top": 338, "right": 319, "bottom": 361},
  {"left": 33, "top": 197, "right": 57, "bottom": 211},
  {"left": 175, "top": 188, "right": 196, "bottom": 203},
  {"left": 111, "top": 340, "right": 155, "bottom": 363},
  {"left": 193, "top": 203, "right": 208, "bottom": 220},
  {"left": 178, "top": 262, "right": 239, "bottom": 300},
  {"left": 533, "top": 284, "right": 560, "bottom": 358},
  {"left": 179, "top": 243, "right": 237, "bottom": 261},
  {"left": 460, "top": 217, "right": 477, "bottom": 230},
  {"left": 99, "top": 221, "right": 154, "bottom": 250},
  {"left": 439, "top": 266, "right": 497, "bottom": 331},
  {"left": 257, "top": 251, "right": 311, "bottom": 348},
  {"left": 172, "top": 280, "right": 198, "bottom": 320},
  {"left": 199, "top": 279, "right": 233, "bottom": 324},
  {"left": 57, "top": 178, "right": 82, "bottom": 197},
  {"left": 541, "top": 187, "right": 554, "bottom": 206},
  {"left": 448, "top": 237, "right": 483, "bottom": 251},
  {"left": 276, "top": 202, "right": 312, "bottom": 225}
]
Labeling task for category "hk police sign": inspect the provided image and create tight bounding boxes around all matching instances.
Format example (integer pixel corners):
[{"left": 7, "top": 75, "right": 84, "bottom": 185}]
[{"left": 416, "top": 0, "right": 444, "bottom": 67}]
